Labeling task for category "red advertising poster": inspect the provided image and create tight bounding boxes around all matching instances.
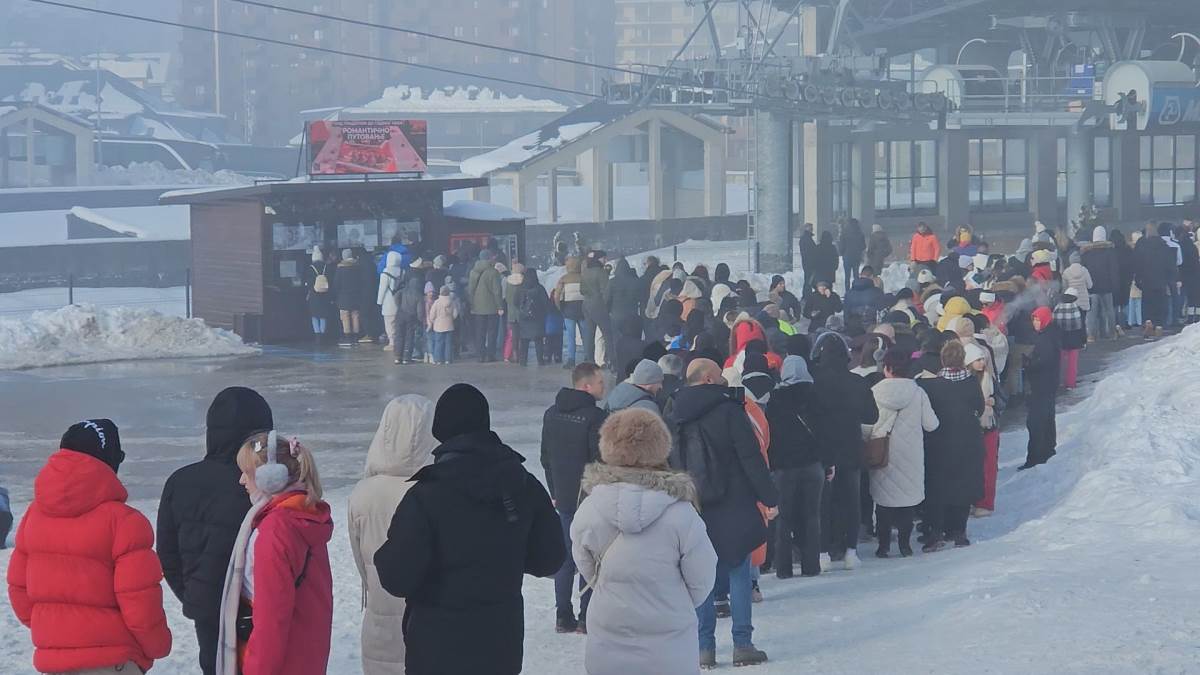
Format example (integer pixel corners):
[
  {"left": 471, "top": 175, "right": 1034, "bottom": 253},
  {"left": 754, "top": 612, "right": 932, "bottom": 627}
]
[{"left": 307, "top": 120, "right": 428, "bottom": 175}]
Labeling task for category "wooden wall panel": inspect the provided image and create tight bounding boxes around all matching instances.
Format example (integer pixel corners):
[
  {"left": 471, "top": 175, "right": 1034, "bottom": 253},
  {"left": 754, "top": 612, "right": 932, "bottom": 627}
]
[{"left": 190, "top": 201, "right": 264, "bottom": 331}]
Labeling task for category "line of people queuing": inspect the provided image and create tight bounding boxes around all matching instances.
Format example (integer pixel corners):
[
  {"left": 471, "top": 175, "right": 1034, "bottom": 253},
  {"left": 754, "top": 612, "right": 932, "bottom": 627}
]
[{"left": 9, "top": 218, "right": 1172, "bottom": 675}]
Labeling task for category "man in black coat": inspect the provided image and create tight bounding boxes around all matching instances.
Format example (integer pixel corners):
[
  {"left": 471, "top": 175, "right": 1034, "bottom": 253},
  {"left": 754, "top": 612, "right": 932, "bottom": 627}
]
[
  {"left": 1134, "top": 224, "right": 1174, "bottom": 334},
  {"left": 1020, "top": 307, "right": 1061, "bottom": 470},
  {"left": 811, "top": 335, "right": 879, "bottom": 567},
  {"left": 157, "top": 386, "right": 273, "bottom": 675},
  {"left": 803, "top": 280, "right": 843, "bottom": 331},
  {"left": 539, "top": 363, "right": 607, "bottom": 632},
  {"left": 765, "top": 355, "right": 833, "bottom": 578},
  {"left": 377, "top": 384, "right": 564, "bottom": 675},
  {"left": 1080, "top": 226, "right": 1121, "bottom": 340},
  {"left": 668, "top": 358, "right": 777, "bottom": 667},
  {"left": 797, "top": 223, "right": 818, "bottom": 299}
]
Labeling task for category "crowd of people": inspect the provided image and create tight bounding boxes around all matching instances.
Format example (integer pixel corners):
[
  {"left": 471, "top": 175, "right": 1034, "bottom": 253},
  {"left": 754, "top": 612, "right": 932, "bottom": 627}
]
[{"left": 6, "top": 215, "right": 1193, "bottom": 674}]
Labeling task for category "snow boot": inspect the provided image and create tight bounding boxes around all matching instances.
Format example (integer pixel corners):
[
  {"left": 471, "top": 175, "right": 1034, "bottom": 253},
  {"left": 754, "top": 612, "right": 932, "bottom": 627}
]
[
  {"left": 555, "top": 612, "right": 577, "bottom": 634},
  {"left": 751, "top": 580, "right": 763, "bottom": 603},
  {"left": 819, "top": 552, "right": 833, "bottom": 572},
  {"left": 576, "top": 616, "right": 587, "bottom": 635},
  {"left": 714, "top": 598, "right": 731, "bottom": 618},
  {"left": 775, "top": 566, "right": 793, "bottom": 580},
  {"left": 875, "top": 528, "right": 892, "bottom": 558},
  {"left": 843, "top": 549, "right": 861, "bottom": 570},
  {"left": 897, "top": 524, "right": 914, "bottom": 557},
  {"left": 732, "top": 645, "right": 769, "bottom": 667},
  {"left": 953, "top": 534, "right": 971, "bottom": 548},
  {"left": 700, "top": 649, "right": 717, "bottom": 670},
  {"left": 922, "top": 537, "right": 946, "bottom": 554}
]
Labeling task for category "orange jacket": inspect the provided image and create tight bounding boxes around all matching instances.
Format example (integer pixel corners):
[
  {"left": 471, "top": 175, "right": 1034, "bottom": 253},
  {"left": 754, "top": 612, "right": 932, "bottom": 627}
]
[
  {"left": 910, "top": 231, "right": 941, "bottom": 263},
  {"left": 8, "top": 450, "right": 172, "bottom": 673}
]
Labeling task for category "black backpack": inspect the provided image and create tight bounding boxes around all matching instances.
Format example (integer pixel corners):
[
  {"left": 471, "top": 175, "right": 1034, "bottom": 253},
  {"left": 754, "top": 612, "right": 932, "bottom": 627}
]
[{"left": 674, "top": 420, "right": 728, "bottom": 505}]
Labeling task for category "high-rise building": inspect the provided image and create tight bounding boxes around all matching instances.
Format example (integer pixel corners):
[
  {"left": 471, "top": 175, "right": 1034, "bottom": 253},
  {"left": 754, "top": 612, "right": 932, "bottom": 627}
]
[
  {"left": 613, "top": 0, "right": 737, "bottom": 75},
  {"left": 178, "top": 0, "right": 614, "bottom": 145}
]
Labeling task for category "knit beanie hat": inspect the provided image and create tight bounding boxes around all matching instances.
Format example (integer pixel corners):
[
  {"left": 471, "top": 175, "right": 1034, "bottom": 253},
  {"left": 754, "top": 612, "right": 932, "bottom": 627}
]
[
  {"left": 1031, "top": 306, "right": 1052, "bottom": 331},
  {"left": 963, "top": 342, "right": 987, "bottom": 367},
  {"left": 628, "top": 359, "right": 664, "bottom": 386},
  {"left": 439, "top": 285, "right": 450, "bottom": 296},
  {"left": 342, "top": 249, "right": 354, "bottom": 262},
  {"left": 1092, "top": 226, "right": 1108, "bottom": 242},
  {"left": 479, "top": 249, "right": 496, "bottom": 262},
  {"left": 599, "top": 409, "right": 672, "bottom": 469},
  {"left": 433, "top": 383, "right": 490, "bottom": 442},
  {"left": 61, "top": 419, "right": 124, "bottom": 473},
  {"left": 917, "top": 269, "right": 935, "bottom": 284}
]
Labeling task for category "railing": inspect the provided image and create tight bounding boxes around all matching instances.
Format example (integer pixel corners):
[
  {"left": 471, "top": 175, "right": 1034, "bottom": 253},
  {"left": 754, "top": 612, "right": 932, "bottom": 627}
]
[{"left": 912, "top": 75, "right": 1100, "bottom": 114}]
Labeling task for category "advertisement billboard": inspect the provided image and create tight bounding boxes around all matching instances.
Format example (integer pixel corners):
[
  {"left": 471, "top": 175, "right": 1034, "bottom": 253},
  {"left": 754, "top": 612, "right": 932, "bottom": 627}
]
[{"left": 307, "top": 120, "right": 428, "bottom": 176}]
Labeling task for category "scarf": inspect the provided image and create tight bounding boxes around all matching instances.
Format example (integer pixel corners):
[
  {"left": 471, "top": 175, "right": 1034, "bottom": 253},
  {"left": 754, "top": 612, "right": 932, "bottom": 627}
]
[{"left": 938, "top": 367, "right": 972, "bottom": 382}]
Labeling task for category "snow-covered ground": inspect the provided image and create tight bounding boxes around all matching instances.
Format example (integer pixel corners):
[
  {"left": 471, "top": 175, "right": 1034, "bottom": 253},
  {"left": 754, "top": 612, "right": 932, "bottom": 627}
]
[
  {"left": 0, "top": 287, "right": 186, "bottom": 318},
  {"left": 0, "top": 304, "right": 256, "bottom": 370},
  {"left": 3, "top": 324, "right": 1198, "bottom": 672}
]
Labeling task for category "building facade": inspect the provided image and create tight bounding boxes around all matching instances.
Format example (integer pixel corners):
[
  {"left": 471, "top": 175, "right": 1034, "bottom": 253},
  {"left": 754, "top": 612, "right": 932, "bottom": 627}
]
[{"left": 178, "top": 0, "right": 614, "bottom": 145}]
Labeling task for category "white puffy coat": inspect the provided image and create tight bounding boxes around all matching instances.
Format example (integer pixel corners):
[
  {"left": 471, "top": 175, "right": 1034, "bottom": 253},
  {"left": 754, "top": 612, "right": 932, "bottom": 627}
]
[
  {"left": 376, "top": 252, "right": 404, "bottom": 316},
  {"left": 348, "top": 395, "right": 438, "bottom": 675},
  {"left": 571, "top": 464, "right": 717, "bottom": 675},
  {"left": 868, "top": 378, "right": 939, "bottom": 508},
  {"left": 1061, "top": 262, "right": 1094, "bottom": 311}
]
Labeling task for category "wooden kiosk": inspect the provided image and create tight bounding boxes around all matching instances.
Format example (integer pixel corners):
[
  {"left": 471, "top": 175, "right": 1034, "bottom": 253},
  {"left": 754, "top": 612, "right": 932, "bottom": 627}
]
[{"left": 160, "top": 176, "right": 514, "bottom": 343}]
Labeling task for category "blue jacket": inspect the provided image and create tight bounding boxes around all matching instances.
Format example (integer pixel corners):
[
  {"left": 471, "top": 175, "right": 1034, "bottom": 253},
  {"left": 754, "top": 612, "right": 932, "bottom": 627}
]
[{"left": 376, "top": 243, "right": 411, "bottom": 274}]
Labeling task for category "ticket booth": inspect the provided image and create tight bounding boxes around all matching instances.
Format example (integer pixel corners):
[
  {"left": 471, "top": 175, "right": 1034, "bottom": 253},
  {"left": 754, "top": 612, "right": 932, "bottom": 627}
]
[{"left": 161, "top": 176, "right": 486, "bottom": 343}]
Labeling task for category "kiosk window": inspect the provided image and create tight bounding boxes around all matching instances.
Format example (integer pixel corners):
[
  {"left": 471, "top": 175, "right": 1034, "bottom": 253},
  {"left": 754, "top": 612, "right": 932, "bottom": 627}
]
[
  {"left": 382, "top": 219, "right": 421, "bottom": 245},
  {"left": 272, "top": 223, "right": 320, "bottom": 251},
  {"left": 338, "top": 220, "right": 379, "bottom": 249}
]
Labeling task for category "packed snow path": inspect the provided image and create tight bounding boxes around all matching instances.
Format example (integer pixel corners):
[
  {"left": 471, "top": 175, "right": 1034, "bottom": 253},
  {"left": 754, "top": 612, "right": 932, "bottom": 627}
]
[{"left": 2, "top": 332, "right": 1199, "bottom": 673}]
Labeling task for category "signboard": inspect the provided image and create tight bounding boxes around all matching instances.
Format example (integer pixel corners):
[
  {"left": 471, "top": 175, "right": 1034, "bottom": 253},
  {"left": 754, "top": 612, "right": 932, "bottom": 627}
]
[
  {"left": 307, "top": 120, "right": 428, "bottom": 175},
  {"left": 1147, "top": 87, "right": 1200, "bottom": 131}
]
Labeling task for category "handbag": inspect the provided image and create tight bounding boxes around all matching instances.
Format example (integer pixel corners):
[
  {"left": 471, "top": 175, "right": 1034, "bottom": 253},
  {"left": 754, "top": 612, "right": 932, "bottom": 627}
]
[{"left": 863, "top": 409, "right": 899, "bottom": 470}]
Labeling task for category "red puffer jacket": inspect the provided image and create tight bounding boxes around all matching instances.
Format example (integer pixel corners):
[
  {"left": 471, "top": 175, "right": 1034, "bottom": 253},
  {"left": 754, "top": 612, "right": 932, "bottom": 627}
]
[
  {"left": 7, "top": 450, "right": 172, "bottom": 673},
  {"left": 244, "top": 492, "right": 334, "bottom": 675}
]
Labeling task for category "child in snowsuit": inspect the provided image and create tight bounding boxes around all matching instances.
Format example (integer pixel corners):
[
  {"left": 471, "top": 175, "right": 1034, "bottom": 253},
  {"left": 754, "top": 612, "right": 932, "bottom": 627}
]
[
  {"left": 216, "top": 432, "right": 333, "bottom": 675},
  {"left": 7, "top": 420, "right": 173, "bottom": 674}
]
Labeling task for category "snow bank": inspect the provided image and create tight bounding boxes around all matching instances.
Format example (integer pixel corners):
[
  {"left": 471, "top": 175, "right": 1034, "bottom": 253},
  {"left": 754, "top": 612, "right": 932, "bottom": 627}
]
[
  {"left": 878, "top": 261, "right": 910, "bottom": 294},
  {"left": 0, "top": 304, "right": 257, "bottom": 370},
  {"left": 93, "top": 161, "right": 254, "bottom": 187}
]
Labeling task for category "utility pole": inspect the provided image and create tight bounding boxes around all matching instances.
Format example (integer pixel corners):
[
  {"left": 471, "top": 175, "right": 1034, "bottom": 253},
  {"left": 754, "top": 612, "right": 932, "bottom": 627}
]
[{"left": 213, "top": 0, "right": 222, "bottom": 116}]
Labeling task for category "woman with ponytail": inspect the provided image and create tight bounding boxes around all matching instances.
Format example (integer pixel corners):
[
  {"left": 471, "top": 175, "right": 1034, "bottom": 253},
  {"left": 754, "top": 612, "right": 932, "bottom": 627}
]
[{"left": 215, "top": 432, "right": 333, "bottom": 675}]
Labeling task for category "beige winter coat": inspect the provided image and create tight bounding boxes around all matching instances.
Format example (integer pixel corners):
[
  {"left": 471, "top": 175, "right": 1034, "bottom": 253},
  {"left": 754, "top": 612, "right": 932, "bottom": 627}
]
[
  {"left": 571, "top": 464, "right": 716, "bottom": 675},
  {"left": 427, "top": 295, "right": 458, "bottom": 333},
  {"left": 868, "top": 378, "right": 939, "bottom": 508},
  {"left": 348, "top": 396, "right": 438, "bottom": 675}
]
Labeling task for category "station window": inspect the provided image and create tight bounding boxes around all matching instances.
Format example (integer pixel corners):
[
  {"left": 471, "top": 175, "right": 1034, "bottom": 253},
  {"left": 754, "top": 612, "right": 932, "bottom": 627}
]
[
  {"left": 875, "top": 139, "right": 938, "bottom": 214},
  {"left": 1094, "top": 136, "right": 1112, "bottom": 208},
  {"left": 968, "top": 138, "right": 1026, "bottom": 211},
  {"left": 1140, "top": 135, "right": 1196, "bottom": 206},
  {"left": 830, "top": 142, "right": 853, "bottom": 219}
]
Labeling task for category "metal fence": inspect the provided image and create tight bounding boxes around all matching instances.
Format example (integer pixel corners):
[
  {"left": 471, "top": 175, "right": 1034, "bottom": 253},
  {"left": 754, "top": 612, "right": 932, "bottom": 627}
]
[{"left": 0, "top": 271, "right": 191, "bottom": 319}]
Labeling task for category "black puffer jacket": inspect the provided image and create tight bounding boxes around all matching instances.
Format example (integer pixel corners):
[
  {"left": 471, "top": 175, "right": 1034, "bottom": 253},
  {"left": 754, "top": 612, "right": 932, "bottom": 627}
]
[
  {"left": 157, "top": 386, "right": 273, "bottom": 624},
  {"left": 1134, "top": 235, "right": 1172, "bottom": 294},
  {"left": 1080, "top": 240, "right": 1120, "bottom": 294},
  {"left": 811, "top": 351, "right": 879, "bottom": 471},
  {"left": 540, "top": 388, "right": 606, "bottom": 512},
  {"left": 765, "top": 381, "right": 831, "bottom": 469},
  {"left": 667, "top": 384, "right": 777, "bottom": 565},
  {"left": 607, "top": 258, "right": 643, "bottom": 324},
  {"left": 375, "top": 431, "right": 564, "bottom": 675}
]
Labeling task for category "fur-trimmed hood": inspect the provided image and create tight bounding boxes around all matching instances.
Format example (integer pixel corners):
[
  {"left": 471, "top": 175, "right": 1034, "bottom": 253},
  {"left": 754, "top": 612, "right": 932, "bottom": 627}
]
[{"left": 579, "top": 463, "right": 700, "bottom": 528}]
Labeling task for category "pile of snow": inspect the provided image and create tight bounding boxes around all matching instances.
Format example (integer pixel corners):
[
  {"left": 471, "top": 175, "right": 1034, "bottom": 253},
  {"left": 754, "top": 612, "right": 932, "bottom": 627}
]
[
  {"left": 93, "top": 161, "right": 254, "bottom": 187},
  {"left": 879, "top": 261, "right": 910, "bottom": 293},
  {"left": 357, "top": 85, "right": 568, "bottom": 114},
  {"left": 0, "top": 304, "right": 257, "bottom": 370},
  {"left": 460, "top": 122, "right": 602, "bottom": 177}
]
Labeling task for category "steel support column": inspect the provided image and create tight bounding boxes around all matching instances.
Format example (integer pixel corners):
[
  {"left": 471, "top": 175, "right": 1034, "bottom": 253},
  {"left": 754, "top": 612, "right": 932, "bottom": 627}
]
[{"left": 757, "top": 110, "right": 793, "bottom": 273}]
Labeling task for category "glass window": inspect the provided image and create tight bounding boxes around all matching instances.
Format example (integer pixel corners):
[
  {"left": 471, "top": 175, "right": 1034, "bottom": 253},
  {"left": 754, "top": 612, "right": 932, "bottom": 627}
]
[
  {"left": 831, "top": 142, "right": 854, "bottom": 219},
  {"left": 875, "top": 140, "right": 938, "bottom": 214},
  {"left": 337, "top": 219, "right": 380, "bottom": 249},
  {"left": 969, "top": 137, "right": 1027, "bottom": 210},
  {"left": 1140, "top": 135, "right": 1198, "bottom": 206},
  {"left": 271, "top": 222, "right": 320, "bottom": 251},
  {"left": 1093, "top": 136, "right": 1112, "bottom": 207}
]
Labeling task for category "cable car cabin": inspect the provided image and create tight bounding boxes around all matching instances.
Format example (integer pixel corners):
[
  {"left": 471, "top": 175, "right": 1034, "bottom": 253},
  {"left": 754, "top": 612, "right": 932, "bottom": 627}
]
[{"left": 160, "top": 176, "right": 509, "bottom": 344}]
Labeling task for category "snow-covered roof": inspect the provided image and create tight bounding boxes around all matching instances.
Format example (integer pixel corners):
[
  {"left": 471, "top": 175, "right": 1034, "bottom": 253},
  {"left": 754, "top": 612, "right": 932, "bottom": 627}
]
[
  {"left": 351, "top": 85, "right": 569, "bottom": 115},
  {"left": 443, "top": 200, "right": 529, "bottom": 222},
  {"left": 460, "top": 122, "right": 602, "bottom": 177},
  {"left": 0, "top": 204, "right": 190, "bottom": 248}
]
